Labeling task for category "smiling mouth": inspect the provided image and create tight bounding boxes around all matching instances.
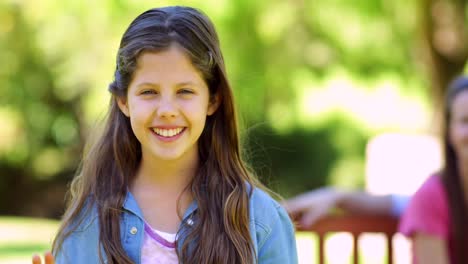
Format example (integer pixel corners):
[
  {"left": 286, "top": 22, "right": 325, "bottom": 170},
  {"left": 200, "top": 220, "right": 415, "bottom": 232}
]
[{"left": 152, "top": 127, "right": 185, "bottom": 137}]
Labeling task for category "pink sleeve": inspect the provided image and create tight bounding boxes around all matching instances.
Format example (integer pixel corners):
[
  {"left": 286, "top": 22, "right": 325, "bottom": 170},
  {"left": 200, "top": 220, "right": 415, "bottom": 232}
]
[{"left": 398, "top": 175, "right": 450, "bottom": 240}]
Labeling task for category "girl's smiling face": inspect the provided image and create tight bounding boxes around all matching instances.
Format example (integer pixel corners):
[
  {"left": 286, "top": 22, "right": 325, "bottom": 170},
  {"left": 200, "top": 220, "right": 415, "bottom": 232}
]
[{"left": 118, "top": 44, "right": 219, "bottom": 163}]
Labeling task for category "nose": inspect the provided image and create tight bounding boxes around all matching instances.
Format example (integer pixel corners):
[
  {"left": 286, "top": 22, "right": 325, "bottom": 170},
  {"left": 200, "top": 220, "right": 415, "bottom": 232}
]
[{"left": 157, "top": 95, "right": 178, "bottom": 119}]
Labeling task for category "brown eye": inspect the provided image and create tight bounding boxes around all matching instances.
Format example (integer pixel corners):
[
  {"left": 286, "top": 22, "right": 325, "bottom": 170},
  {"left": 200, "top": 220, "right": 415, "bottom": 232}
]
[
  {"left": 178, "top": 89, "right": 194, "bottom": 94},
  {"left": 141, "top": 90, "right": 157, "bottom": 95}
]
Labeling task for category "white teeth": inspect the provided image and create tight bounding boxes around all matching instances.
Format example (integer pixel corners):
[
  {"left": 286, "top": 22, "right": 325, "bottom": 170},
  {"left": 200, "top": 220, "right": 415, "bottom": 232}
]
[{"left": 153, "top": 127, "right": 183, "bottom": 137}]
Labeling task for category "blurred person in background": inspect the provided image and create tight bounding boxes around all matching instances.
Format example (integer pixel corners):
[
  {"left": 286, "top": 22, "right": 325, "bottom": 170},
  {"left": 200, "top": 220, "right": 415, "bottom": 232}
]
[
  {"left": 399, "top": 75, "right": 468, "bottom": 264},
  {"left": 285, "top": 75, "right": 468, "bottom": 263}
]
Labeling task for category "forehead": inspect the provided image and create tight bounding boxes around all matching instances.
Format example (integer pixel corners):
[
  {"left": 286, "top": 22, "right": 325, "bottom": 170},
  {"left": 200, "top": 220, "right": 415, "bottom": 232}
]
[
  {"left": 451, "top": 90, "right": 468, "bottom": 116},
  {"left": 132, "top": 45, "right": 205, "bottom": 85}
]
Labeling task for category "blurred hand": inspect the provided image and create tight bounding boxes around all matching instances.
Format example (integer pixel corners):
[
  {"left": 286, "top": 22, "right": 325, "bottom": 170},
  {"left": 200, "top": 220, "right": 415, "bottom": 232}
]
[
  {"left": 32, "top": 252, "right": 55, "bottom": 264},
  {"left": 282, "top": 187, "right": 343, "bottom": 228}
]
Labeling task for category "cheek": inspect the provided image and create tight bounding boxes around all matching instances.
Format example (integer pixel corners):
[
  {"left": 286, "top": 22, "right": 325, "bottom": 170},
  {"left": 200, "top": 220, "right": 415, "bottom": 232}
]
[
  {"left": 182, "top": 104, "right": 209, "bottom": 133},
  {"left": 450, "top": 124, "right": 459, "bottom": 143},
  {"left": 450, "top": 123, "right": 468, "bottom": 146},
  {"left": 129, "top": 100, "right": 153, "bottom": 118},
  {"left": 126, "top": 102, "right": 154, "bottom": 137},
  {"left": 182, "top": 99, "right": 211, "bottom": 116},
  {"left": 461, "top": 125, "right": 468, "bottom": 141}
]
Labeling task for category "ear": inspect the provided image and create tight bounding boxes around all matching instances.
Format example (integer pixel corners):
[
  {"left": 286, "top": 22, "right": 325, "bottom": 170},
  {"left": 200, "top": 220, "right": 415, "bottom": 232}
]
[
  {"left": 207, "top": 93, "right": 220, "bottom": 116},
  {"left": 116, "top": 96, "right": 130, "bottom": 117}
]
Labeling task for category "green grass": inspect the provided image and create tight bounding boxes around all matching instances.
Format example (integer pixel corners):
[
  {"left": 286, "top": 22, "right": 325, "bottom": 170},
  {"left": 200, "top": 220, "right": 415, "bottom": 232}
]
[{"left": 0, "top": 216, "right": 59, "bottom": 264}]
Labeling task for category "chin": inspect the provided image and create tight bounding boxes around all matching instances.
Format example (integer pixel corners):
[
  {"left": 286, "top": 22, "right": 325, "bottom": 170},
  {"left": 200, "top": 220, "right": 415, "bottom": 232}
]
[{"left": 153, "top": 150, "right": 187, "bottom": 161}]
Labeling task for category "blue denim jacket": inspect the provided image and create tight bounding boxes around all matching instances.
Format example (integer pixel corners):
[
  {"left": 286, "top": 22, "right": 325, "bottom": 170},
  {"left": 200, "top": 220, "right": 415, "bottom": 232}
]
[{"left": 55, "top": 187, "right": 298, "bottom": 263}]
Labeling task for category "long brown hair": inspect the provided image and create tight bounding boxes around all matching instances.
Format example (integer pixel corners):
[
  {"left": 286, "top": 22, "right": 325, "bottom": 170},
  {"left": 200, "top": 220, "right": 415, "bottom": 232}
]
[
  {"left": 53, "top": 6, "right": 263, "bottom": 264},
  {"left": 441, "top": 75, "right": 468, "bottom": 264}
]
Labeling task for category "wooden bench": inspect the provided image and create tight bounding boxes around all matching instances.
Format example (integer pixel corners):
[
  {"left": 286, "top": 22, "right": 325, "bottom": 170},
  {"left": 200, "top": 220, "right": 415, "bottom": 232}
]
[{"left": 296, "top": 214, "right": 399, "bottom": 264}]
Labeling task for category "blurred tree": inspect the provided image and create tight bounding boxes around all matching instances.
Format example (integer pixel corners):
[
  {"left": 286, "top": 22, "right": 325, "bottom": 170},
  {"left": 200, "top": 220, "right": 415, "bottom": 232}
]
[
  {"left": 243, "top": 117, "right": 368, "bottom": 197},
  {"left": 1, "top": 0, "right": 467, "bottom": 217},
  {"left": 0, "top": 3, "right": 83, "bottom": 217},
  {"left": 226, "top": 0, "right": 466, "bottom": 195}
]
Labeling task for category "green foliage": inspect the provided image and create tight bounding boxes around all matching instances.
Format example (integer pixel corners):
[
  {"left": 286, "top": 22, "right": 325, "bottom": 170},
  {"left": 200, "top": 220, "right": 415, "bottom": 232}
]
[
  {"left": 243, "top": 115, "right": 368, "bottom": 196},
  {"left": 1, "top": 0, "right": 452, "bottom": 215}
]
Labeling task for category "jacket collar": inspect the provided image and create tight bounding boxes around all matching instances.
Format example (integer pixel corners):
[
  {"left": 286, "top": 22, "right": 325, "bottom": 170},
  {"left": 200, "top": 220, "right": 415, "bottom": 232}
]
[{"left": 122, "top": 191, "right": 144, "bottom": 218}]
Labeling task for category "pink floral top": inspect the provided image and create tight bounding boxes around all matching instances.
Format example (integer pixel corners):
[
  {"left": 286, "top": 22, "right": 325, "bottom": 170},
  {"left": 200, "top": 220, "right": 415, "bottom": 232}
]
[{"left": 141, "top": 222, "right": 179, "bottom": 264}]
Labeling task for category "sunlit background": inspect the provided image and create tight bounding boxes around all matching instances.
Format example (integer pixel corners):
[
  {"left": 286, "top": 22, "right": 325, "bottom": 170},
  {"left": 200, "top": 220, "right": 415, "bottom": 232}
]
[{"left": 1, "top": 0, "right": 467, "bottom": 263}]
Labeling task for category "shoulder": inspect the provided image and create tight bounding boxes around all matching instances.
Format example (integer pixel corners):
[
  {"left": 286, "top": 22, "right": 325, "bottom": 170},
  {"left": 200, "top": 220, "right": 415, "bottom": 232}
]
[
  {"left": 407, "top": 175, "right": 447, "bottom": 211},
  {"left": 418, "top": 174, "right": 445, "bottom": 194},
  {"left": 398, "top": 175, "right": 450, "bottom": 239},
  {"left": 65, "top": 199, "right": 100, "bottom": 233},
  {"left": 249, "top": 187, "right": 291, "bottom": 227},
  {"left": 249, "top": 187, "right": 283, "bottom": 213}
]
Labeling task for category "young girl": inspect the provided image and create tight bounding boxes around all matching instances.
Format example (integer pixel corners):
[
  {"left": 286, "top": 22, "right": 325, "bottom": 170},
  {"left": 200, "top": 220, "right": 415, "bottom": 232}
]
[
  {"left": 399, "top": 75, "right": 468, "bottom": 264},
  {"left": 32, "top": 6, "right": 297, "bottom": 264}
]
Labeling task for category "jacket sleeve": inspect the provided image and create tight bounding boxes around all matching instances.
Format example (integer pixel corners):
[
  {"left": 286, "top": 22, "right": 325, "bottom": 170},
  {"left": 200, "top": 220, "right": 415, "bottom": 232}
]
[
  {"left": 256, "top": 202, "right": 298, "bottom": 263},
  {"left": 54, "top": 207, "right": 103, "bottom": 264},
  {"left": 55, "top": 228, "right": 103, "bottom": 264}
]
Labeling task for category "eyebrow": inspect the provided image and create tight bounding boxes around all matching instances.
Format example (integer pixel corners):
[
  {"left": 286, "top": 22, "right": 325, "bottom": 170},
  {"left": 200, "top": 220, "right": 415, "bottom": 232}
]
[{"left": 136, "top": 81, "right": 197, "bottom": 88}]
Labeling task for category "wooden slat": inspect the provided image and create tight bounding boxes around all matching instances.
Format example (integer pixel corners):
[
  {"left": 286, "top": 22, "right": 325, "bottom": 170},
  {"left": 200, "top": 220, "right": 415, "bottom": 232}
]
[
  {"left": 353, "top": 234, "right": 359, "bottom": 264},
  {"left": 318, "top": 234, "right": 325, "bottom": 264},
  {"left": 387, "top": 233, "right": 394, "bottom": 264}
]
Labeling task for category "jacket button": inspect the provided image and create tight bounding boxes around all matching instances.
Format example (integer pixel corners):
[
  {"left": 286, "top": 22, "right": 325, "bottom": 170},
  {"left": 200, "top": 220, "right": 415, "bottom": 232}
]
[
  {"left": 130, "top": 227, "right": 138, "bottom": 235},
  {"left": 187, "top": 219, "right": 194, "bottom": 226}
]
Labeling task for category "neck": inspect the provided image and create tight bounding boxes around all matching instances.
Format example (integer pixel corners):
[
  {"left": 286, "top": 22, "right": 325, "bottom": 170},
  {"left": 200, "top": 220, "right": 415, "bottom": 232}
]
[
  {"left": 139, "top": 162, "right": 196, "bottom": 191},
  {"left": 130, "top": 153, "right": 198, "bottom": 232},
  {"left": 132, "top": 150, "right": 199, "bottom": 193}
]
